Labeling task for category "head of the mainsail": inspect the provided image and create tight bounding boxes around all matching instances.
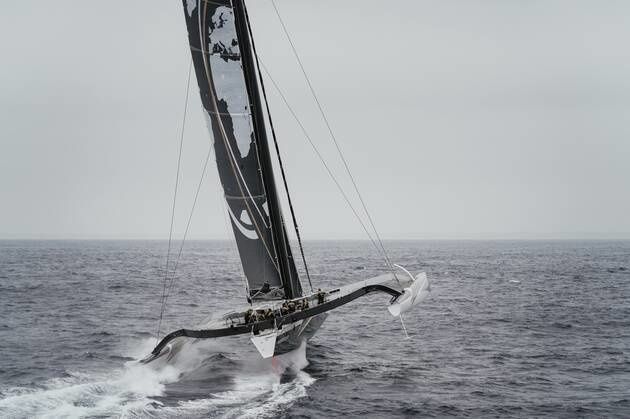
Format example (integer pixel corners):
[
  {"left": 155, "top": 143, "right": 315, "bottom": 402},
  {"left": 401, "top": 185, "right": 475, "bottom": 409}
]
[{"left": 182, "top": 0, "right": 302, "bottom": 300}]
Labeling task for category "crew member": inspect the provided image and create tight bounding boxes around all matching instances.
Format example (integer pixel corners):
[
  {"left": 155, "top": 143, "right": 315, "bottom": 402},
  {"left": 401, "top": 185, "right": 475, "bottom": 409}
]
[
  {"left": 244, "top": 309, "right": 253, "bottom": 323},
  {"left": 317, "top": 289, "right": 325, "bottom": 304}
]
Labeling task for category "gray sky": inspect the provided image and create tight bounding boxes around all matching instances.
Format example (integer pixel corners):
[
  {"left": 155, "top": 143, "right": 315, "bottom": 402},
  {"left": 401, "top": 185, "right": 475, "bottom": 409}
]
[{"left": 1, "top": 0, "right": 629, "bottom": 240}]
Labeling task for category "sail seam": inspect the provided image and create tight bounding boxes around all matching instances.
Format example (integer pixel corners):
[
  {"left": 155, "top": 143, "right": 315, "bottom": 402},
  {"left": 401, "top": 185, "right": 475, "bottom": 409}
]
[
  {"left": 201, "top": 0, "right": 232, "bottom": 7},
  {"left": 207, "top": 111, "right": 252, "bottom": 117},
  {"left": 225, "top": 193, "right": 265, "bottom": 199},
  {"left": 190, "top": 46, "right": 240, "bottom": 59}
]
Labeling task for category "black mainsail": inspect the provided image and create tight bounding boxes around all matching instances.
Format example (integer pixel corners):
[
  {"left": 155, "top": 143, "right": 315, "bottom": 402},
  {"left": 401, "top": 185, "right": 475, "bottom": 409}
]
[{"left": 182, "top": 0, "right": 301, "bottom": 300}]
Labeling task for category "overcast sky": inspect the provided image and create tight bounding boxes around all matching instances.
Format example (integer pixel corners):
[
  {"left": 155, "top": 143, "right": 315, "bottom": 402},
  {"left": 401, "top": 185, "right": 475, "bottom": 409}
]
[{"left": 0, "top": 0, "right": 628, "bottom": 240}]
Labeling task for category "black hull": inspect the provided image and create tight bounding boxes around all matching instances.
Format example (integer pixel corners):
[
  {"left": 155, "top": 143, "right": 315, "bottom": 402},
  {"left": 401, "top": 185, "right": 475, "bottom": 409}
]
[{"left": 142, "top": 275, "right": 406, "bottom": 363}]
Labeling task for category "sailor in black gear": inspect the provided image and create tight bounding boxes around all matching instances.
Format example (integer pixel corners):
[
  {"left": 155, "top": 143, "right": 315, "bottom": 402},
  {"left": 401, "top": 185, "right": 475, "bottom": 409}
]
[
  {"left": 260, "top": 282, "right": 271, "bottom": 294},
  {"left": 317, "top": 289, "right": 325, "bottom": 304}
]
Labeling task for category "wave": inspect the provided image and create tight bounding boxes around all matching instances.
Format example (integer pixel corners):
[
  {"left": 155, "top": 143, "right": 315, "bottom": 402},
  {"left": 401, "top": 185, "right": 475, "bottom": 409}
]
[
  {"left": 0, "top": 338, "right": 313, "bottom": 418},
  {"left": 0, "top": 362, "right": 179, "bottom": 418}
]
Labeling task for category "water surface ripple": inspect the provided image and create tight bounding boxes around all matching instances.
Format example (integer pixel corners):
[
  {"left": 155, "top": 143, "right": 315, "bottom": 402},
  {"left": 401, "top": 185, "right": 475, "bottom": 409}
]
[{"left": 0, "top": 240, "right": 629, "bottom": 417}]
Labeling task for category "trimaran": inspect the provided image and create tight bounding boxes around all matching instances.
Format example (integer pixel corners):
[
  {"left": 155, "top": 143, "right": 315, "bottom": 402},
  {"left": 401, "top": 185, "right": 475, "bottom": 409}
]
[{"left": 142, "top": 0, "right": 430, "bottom": 363}]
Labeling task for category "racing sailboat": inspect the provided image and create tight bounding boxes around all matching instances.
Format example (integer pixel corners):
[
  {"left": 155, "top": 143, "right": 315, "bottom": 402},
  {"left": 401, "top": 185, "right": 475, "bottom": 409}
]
[{"left": 143, "top": 0, "right": 429, "bottom": 363}]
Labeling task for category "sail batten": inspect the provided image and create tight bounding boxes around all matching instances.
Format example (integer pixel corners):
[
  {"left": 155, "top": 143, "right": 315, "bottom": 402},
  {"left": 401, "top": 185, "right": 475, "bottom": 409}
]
[{"left": 182, "top": 0, "right": 301, "bottom": 300}]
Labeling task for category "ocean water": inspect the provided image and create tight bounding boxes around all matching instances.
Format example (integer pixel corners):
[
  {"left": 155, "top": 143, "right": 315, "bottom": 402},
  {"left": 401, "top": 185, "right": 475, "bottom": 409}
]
[{"left": 0, "top": 240, "right": 629, "bottom": 418}]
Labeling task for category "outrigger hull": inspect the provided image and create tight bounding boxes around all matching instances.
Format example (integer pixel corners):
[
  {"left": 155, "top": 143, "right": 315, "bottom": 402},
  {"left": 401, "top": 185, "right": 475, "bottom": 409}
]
[{"left": 142, "top": 268, "right": 429, "bottom": 363}]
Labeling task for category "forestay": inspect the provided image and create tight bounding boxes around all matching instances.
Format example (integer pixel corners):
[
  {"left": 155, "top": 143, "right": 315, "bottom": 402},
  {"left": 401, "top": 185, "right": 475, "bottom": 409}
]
[{"left": 182, "top": 0, "right": 301, "bottom": 300}]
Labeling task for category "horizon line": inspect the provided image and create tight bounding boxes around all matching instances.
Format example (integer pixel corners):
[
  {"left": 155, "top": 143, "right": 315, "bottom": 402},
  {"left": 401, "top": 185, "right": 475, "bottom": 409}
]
[{"left": 1, "top": 234, "right": 629, "bottom": 241}]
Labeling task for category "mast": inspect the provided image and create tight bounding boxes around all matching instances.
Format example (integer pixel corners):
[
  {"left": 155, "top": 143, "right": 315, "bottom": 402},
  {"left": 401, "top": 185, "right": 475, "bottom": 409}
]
[
  {"left": 181, "top": 0, "right": 301, "bottom": 300},
  {"left": 232, "top": 0, "right": 301, "bottom": 299}
]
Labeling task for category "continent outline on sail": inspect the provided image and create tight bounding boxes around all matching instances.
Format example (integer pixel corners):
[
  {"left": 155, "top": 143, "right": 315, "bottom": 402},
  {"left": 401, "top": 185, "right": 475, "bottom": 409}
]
[
  {"left": 186, "top": 0, "right": 196, "bottom": 17},
  {"left": 208, "top": 6, "right": 252, "bottom": 158}
]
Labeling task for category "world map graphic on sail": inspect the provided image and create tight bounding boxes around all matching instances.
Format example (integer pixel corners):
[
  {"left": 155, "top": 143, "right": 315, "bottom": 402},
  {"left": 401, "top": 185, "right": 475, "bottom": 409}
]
[{"left": 184, "top": 0, "right": 285, "bottom": 295}]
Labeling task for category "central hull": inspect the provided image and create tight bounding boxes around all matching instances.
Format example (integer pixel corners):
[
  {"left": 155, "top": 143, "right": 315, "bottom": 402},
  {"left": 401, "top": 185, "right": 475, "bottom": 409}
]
[
  {"left": 274, "top": 313, "right": 328, "bottom": 355},
  {"left": 147, "top": 313, "right": 327, "bottom": 365}
]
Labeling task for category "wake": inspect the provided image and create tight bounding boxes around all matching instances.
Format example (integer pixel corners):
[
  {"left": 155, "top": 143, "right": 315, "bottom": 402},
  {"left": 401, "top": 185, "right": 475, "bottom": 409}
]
[{"left": 0, "top": 338, "right": 313, "bottom": 418}]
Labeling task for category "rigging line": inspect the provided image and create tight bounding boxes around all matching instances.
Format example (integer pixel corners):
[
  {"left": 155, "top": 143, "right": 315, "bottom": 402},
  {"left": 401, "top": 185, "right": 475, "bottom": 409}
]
[
  {"left": 196, "top": 0, "right": 280, "bottom": 274},
  {"left": 270, "top": 0, "right": 397, "bottom": 275},
  {"left": 259, "top": 61, "right": 387, "bottom": 264},
  {"left": 242, "top": 2, "right": 313, "bottom": 292},
  {"left": 156, "top": 58, "right": 193, "bottom": 340},
  {"left": 159, "top": 137, "right": 214, "bottom": 333}
]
